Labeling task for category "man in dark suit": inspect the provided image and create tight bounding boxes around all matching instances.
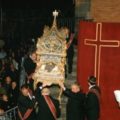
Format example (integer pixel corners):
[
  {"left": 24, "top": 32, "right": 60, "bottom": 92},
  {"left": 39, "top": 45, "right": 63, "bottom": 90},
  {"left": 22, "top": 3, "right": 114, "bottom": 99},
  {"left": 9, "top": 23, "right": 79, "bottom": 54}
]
[
  {"left": 18, "top": 85, "right": 36, "bottom": 120},
  {"left": 24, "top": 47, "right": 37, "bottom": 91},
  {"left": 24, "top": 47, "right": 36, "bottom": 77},
  {"left": 86, "top": 76, "right": 101, "bottom": 120},
  {"left": 59, "top": 82, "right": 85, "bottom": 120},
  {"left": 10, "top": 81, "right": 19, "bottom": 107},
  {"left": 66, "top": 31, "right": 75, "bottom": 74},
  {"left": 35, "top": 82, "right": 61, "bottom": 120}
]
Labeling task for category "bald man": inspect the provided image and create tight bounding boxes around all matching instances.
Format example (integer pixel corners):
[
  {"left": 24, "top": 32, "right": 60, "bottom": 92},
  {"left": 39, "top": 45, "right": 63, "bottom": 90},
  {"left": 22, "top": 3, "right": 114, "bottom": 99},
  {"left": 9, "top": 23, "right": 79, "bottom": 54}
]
[{"left": 59, "top": 82, "right": 85, "bottom": 120}]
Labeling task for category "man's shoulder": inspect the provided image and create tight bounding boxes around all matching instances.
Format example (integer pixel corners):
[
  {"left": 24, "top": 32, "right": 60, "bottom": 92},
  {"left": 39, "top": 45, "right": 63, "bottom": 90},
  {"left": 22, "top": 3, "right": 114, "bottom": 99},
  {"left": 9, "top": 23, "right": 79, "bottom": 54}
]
[
  {"left": 92, "top": 86, "right": 101, "bottom": 94},
  {"left": 79, "top": 92, "right": 86, "bottom": 97},
  {"left": 18, "top": 94, "right": 27, "bottom": 102},
  {"left": 50, "top": 97, "right": 60, "bottom": 104},
  {"left": 93, "top": 85, "right": 99, "bottom": 89},
  {"left": 24, "top": 57, "right": 32, "bottom": 64}
]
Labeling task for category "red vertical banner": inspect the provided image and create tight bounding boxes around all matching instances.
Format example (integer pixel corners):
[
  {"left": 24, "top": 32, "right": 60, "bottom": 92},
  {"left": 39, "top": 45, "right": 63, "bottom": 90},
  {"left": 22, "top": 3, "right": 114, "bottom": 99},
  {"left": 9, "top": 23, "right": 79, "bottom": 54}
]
[{"left": 77, "top": 21, "right": 120, "bottom": 120}]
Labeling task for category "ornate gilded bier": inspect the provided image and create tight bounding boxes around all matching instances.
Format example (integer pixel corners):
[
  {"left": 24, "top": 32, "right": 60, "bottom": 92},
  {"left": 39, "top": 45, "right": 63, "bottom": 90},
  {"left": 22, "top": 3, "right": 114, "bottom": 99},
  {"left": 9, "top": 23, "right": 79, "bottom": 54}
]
[{"left": 33, "top": 10, "right": 67, "bottom": 88}]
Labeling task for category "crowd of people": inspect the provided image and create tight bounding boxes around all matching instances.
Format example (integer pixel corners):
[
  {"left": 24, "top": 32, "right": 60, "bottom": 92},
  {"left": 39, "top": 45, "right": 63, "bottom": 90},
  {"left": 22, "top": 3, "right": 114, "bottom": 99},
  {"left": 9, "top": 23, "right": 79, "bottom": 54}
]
[
  {"left": 17, "top": 75, "right": 101, "bottom": 120},
  {"left": 0, "top": 36, "right": 101, "bottom": 120},
  {"left": 0, "top": 40, "right": 35, "bottom": 114}
]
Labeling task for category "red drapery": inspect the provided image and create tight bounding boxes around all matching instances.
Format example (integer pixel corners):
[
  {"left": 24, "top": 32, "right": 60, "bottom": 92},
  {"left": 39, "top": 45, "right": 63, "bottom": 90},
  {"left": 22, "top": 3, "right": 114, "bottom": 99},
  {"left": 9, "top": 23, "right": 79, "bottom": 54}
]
[{"left": 77, "top": 21, "right": 120, "bottom": 120}]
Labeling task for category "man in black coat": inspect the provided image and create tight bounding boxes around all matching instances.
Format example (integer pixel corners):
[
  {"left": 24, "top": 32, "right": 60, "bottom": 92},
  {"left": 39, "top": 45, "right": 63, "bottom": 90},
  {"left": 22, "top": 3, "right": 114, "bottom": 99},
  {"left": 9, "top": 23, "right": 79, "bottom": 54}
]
[
  {"left": 59, "top": 82, "right": 85, "bottom": 120},
  {"left": 10, "top": 81, "right": 19, "bottom": 107},
  {"left": 0, "top": 94, "right": 11, "bottom": 111},
  {"left": 86, "top": 76, "right": 101, "bottom": 120},
  {"left": 24, "top": 51, "right": 36, "bottom": 77},
  {"left": 35, "top": 82, "right": 61, "bottom": 120},
  {"left": 66, "top": 32, "right": 75, "bottom": 74},
  {"left": 23, "top": 47, "right": 37, "bottom": 91},
  {"left": 18, "top": 85, "right": 36, "bottom": 120}
]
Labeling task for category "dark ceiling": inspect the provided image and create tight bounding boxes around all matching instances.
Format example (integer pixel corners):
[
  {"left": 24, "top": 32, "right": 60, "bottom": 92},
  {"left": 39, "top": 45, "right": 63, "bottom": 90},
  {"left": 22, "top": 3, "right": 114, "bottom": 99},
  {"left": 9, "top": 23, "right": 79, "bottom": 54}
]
[
  {"left": 1, "top": 0, "right": 74, "bottom": 9},
  {"left": 0, "top": 0, "right": 75, "bottom": 43},
  {"left": 1, "top": 0, "right": 75, "bottom": 18}
]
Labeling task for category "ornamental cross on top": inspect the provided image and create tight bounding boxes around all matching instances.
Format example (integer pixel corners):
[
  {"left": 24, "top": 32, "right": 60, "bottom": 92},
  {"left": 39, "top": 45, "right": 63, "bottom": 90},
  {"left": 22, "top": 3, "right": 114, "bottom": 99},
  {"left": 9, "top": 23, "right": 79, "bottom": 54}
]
[{"left": 33, "top": 10, "right": 67, "bottom": 88}]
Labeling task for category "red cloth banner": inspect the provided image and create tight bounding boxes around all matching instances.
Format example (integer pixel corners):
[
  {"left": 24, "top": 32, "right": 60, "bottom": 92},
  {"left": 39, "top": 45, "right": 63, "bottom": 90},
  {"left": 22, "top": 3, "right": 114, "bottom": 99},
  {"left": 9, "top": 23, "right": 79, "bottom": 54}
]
[{"left": 77, "top": 21, "right": 120, "bottom": 120}]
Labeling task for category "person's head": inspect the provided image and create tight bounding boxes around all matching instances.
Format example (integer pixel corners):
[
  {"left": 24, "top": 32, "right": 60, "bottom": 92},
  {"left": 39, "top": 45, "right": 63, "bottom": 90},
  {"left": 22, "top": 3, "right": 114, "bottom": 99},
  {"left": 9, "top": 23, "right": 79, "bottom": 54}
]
[
  {"left": 21, "top": 85, "right": 29, "bottom": 97},
  {"left": 37, "top": 82, "right": 43, "bottom": 88},
  {"left": 11, "top": 52, "right": 15, "bottom": 58},
  {"left": 62, "top": 27, "right": 69, "bottom": 38},
  {"left": 11, "top": 81, "right": 17, "bottom": 89},
  {"left": 5, "top": 76, "right": 12, "bottom": 84},
  {"left": 0, "top": 108, "right": 4, "bottom": 115},
  {"left": 41, "top": 87, "right": 50, "bottom": 96},
  {"left": 64, "top": 27, "right": 69, "bottom": 34},
  {"left": 29, "top": 47, "right": 37, "bottom": 62},
  {"left": 2, "top": 94, "right": 8, "bottom": 102},
  {"left": 10, "top": 63, "right": 15, "bottom": 70},
  {"left": 88, "top": 76, "right": 96, "bottom": 86},
  {"left": 71, "top": 82, "right": 81, "bottom": 93}
]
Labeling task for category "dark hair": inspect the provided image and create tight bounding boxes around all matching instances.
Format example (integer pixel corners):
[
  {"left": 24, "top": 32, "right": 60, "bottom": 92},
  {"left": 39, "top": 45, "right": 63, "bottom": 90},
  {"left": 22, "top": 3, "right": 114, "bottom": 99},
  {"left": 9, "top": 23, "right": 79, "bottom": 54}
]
[
  {"left": 89, "top": 82, "right": 96, "bottom": 85},
  {"left": 28, "top": 46, "right": 36, "bottom": 56},
  {"left": 21, "top": 84, "right": 29, "bottom": 90},
  {"left": 37, "top": 82, "right": 43, "bottom": 88},
  {"left": 88, "top": 76, "right": 96, "bottom": 85}
]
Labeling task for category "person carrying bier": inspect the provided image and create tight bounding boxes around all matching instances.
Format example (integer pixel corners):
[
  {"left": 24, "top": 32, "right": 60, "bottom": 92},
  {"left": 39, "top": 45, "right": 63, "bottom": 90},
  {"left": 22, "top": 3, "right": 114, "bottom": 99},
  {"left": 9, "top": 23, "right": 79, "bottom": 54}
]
[
  {"left": 86, "top": 76, "right": 101, "bottom": 120},
  {"left": 35, "top": 82, "right": 61, "bottom": 120},
  {"left": 23, "top": 47, "right": 37, "bottom": 91},
  {"left": 59, "top": 81, "right": 85, "bottom": 120},
  {"left": 18, "top": 85, "right": 36, "bottom": 120}
]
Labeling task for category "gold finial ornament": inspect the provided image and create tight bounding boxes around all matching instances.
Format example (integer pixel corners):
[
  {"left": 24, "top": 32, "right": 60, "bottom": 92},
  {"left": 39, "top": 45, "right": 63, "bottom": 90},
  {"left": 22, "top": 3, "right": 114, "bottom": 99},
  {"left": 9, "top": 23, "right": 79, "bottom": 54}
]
[
  {"left": 33, "top": 10, "right": 67, "bottom": 89},
  {"left": 53, "top": 10, "right": 59, "bottom": 17},
  {"left": 52, "top": 10, "right": 59, "bottom": 27}
]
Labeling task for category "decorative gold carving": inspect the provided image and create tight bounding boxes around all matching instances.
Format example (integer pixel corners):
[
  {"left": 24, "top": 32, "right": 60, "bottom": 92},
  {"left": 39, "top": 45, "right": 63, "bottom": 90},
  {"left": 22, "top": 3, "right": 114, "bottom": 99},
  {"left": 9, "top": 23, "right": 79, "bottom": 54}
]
[{"left": 33, "top": 10, "right": 67, "bottom": 88}]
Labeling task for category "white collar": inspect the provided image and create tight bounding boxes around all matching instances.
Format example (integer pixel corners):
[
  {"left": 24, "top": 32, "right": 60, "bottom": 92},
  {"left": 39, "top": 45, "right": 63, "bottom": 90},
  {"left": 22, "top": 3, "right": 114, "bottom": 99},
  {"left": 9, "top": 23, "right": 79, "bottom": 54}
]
[{"left": 89, "top": 85, "right": 96, "bottom": 90}]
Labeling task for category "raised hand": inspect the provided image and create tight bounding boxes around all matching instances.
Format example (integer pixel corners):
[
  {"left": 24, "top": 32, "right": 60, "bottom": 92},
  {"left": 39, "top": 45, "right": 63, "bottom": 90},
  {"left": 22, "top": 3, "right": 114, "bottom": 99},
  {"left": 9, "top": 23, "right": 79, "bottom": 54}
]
[
  {"left": 58, "top": 81, "right": 65, "bottom": 90},
  {"left": 42, "top": 81, "right": 52, "bottom": 87}
]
